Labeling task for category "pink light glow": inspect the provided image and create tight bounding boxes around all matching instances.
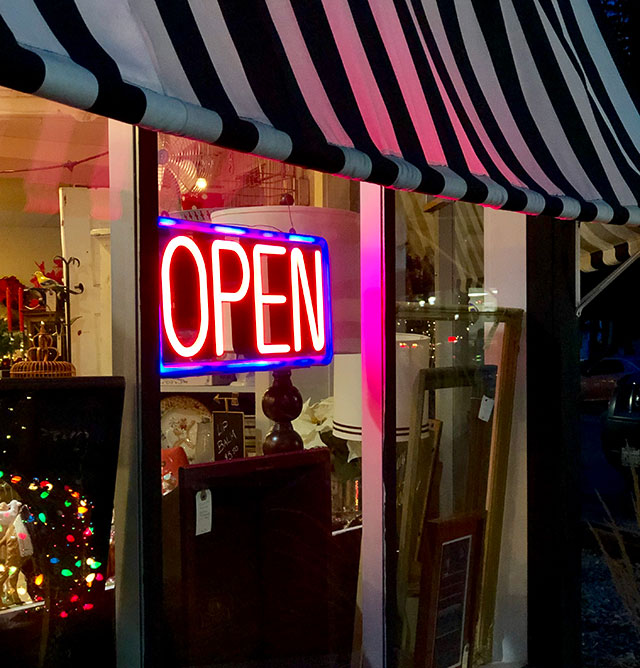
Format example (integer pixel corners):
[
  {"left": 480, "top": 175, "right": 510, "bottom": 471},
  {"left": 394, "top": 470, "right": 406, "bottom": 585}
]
[
  {"left": 359, "top": 181, "right": 385, "bottom": 665},
  {"left": 161, "top": 235, "right": 209, "bottom": 358},
  {"left": 322, "top": 0, "right": 402, "bottom": 156}
]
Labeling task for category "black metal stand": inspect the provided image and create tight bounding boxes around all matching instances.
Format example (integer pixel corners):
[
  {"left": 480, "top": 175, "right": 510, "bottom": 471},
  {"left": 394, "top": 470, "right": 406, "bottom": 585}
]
[{"left": 54, "top": 256, "right": 84, "bottom": 363}]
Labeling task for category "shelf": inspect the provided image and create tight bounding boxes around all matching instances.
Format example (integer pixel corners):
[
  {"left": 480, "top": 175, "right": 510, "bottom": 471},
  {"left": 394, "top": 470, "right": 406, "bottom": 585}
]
[
  {"left": 160, "top": 383, "right": 255, "bottom": 394},
  {"left": 0, "top": 600, "right": 45, "bottom": 617}
]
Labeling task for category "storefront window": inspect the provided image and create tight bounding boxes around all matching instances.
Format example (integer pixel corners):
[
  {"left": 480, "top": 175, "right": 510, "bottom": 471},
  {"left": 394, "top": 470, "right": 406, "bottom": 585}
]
[
  {"left": 578, "top": 227, "right": 640, "bottom": 665},
  {"left": 0, "top": 88, "right": 125, "bottom": 665},
  {"left": 157, "top": 135, "right": 363, "bottom": 666},
  {"left": 392, "top": 193, "right": 524, "bottom": 667}
]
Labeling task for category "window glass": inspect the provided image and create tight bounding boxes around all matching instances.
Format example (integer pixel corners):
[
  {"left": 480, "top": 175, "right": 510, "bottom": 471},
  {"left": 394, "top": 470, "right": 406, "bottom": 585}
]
[
  {"left": 393, "top": 192, "right": 523, "bottom": 667},
  {"left": 612, "top": 381, "right": 640, "bottom": 417},
  {"left": 587, "top": 359, "right": 625, "bottom": 375},
  {"left": 0, "top": 88, "right": 122, "bottom": 666},
  {"left": 579, "top": 223, "right": 640, "bottom": 665},
  {"left": 158, "top": 134, "right": 363, "bottom": 666}
]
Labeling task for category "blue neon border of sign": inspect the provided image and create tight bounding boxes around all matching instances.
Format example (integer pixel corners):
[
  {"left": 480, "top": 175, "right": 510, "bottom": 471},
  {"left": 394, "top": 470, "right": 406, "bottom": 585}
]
[{"left": 158, "top": 216, "right": 334, "bottom": 377}]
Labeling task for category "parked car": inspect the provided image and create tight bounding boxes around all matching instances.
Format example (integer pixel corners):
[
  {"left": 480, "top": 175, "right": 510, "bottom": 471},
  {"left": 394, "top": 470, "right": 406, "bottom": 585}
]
[
  {"left": 580, "top": 357, "right": 640, "bottom": 403},
  {"left": 601, "top": 373, "right": 640, "bottom": 470}
]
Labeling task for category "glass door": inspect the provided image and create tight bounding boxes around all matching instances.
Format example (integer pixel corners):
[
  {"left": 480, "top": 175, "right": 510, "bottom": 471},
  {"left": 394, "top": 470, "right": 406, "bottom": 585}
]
[{"left": 156, "top": 135, "right": 365, "bottom": 667}]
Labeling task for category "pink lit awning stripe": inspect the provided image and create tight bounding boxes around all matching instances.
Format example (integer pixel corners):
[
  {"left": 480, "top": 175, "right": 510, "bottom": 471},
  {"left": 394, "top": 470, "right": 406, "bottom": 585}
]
[{"left": 1, "top": 0, "right": 639, "bottom": 224}]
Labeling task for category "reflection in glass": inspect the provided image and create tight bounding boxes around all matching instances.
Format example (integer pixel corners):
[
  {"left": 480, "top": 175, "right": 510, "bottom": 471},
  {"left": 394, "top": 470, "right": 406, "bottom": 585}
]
[
  {"left": 394, "top": 193, "right": 523, "bottom": 667},
  {"left": 158, "top": 138, "right": 362, "bottom": 666}
]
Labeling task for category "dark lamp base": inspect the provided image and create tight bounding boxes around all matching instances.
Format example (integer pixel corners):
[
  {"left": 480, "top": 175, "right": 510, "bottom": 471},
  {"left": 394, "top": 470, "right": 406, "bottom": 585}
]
[{"left": 262, "top": 369, "right": 304, "bottom": 455}]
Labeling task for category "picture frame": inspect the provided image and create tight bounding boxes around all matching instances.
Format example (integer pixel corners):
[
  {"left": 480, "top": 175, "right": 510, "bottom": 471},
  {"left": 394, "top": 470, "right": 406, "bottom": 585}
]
[
  {"left": 413, "top": 513, "right": 485, "bottom": 668},
  {"left": 396, "top": 306, "right": 523, "bottom": 663},
  {"left": 398, "top": 366, "right": 495, "bottom": 618}
]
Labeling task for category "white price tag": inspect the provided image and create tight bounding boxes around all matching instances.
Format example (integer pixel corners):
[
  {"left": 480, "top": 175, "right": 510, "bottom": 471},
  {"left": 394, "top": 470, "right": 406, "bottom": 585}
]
[
  {"left": 478, "top": 395, "right": 495, "bottom": 422},
  {"left": 195, "top": 489, "right": 212, "bottom": 536}
]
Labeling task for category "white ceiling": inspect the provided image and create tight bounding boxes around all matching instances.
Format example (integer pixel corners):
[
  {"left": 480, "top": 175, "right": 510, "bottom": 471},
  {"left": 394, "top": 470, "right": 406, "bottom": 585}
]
[{"left": 0, "top": 87, "right": 108, "bottom": 228}]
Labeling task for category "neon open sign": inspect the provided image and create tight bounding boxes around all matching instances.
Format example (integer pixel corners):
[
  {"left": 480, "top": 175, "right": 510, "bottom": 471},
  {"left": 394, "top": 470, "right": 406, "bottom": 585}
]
[{"left": 159, "top": 217, "right": 333, "bottom": 376}]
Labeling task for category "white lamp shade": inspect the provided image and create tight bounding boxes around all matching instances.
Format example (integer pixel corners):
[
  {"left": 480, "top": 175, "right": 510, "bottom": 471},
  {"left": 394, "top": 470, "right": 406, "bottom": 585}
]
[
  {"left": 209, "top": 206, "right": 360, "bottom": 353},
  {"left": 333, "top": 334, "right": 430, "bottom": 441},
  {"left": 332, "top": 354, "right": 362, "bottom": 441}
]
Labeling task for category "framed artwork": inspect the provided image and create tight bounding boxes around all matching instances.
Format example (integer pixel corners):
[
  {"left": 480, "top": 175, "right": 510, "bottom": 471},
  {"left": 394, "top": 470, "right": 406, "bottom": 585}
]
[
  {"left": 162, "top": 449, "right": 332, "bottom": 666},
  {"left": 413, "top": 513, "right": 485, "bottom": 668},
  {"left": 397, "top": 366, "right": 495, "bottom": 617}
]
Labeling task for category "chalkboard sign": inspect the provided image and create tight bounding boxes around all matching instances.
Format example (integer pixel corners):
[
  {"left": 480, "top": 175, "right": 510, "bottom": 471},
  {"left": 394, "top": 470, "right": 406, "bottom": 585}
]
[
  {"left": 433, "top": 535, "right": 472, "bottom": 668},
  {"left": 212, "top": 411, "right": 245, "bottom": 461}
]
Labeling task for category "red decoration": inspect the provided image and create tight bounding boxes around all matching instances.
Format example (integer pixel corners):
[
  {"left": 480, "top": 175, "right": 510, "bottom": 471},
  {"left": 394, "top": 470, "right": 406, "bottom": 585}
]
[
  {"left": 161, "top": 445, "right": 189, "bottom": 491},
  {"left": 0, "top": 275, "right": 26, "bottom": 304},
  {"left": 18, "top": 287, "right": 23, "bottom": 332},
  {"left": 5, "top": 288, "right": 11, "bottom": 332},
  {"left": 1, "top": 275, "right": 31, "bottom": 317}
]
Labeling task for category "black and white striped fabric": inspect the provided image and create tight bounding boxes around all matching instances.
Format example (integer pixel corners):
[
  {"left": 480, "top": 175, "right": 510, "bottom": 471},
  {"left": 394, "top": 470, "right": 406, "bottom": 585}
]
[
  {"left": 2, "top": 0, "right": 638, "bottom": 224},
  {"left": 580, "top": 222, "right": 640, "bottom": 272}
]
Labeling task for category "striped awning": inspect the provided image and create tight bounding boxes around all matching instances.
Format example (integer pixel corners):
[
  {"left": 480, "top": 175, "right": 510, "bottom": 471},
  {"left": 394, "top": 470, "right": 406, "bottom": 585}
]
[
  {"left": 580, "top": 222, "right": 640, "bottom": 272},
  {"left": 1, "top": 0, "right": 639, "bottom": 224}
]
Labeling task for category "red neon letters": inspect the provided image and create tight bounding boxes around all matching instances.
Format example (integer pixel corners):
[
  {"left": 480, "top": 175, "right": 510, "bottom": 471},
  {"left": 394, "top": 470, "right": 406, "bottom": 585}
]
[{"left": 159, "top": 219, "right": 332, "bottom": 375}]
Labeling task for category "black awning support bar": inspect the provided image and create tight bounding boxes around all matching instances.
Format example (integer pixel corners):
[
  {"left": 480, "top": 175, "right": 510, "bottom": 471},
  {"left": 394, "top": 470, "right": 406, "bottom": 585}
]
[{"left": 577, "top": 248, "right": 640, "bottom": 317}]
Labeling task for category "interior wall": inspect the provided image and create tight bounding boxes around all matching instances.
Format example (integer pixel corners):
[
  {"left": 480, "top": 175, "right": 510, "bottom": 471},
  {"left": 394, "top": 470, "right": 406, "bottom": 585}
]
[{"left": 0, "top": 224, "right": 61, "bottom": 285}]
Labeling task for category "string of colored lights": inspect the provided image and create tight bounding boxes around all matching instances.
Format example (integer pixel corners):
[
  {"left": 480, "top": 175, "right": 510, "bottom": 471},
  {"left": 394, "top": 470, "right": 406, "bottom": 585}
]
[{"left": 0, "top": 469, "right": 101, "bottom": 618}]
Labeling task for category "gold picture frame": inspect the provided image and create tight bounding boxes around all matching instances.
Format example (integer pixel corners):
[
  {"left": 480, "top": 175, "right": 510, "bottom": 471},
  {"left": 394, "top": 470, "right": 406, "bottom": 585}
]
[{"left": 396, "top": 306, "right": 523, "bottom": 665}]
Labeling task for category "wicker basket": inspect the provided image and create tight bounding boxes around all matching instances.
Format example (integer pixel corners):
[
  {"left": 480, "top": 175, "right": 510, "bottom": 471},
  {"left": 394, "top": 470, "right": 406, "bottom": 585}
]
[{"left": 10, "top": 325, "right": 76, "bottom": 378}]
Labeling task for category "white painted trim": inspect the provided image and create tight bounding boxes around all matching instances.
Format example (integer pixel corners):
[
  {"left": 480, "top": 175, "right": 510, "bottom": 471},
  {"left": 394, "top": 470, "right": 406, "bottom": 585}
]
[
  {"left": 109, "top": 120, "right": 143, "bottom": 668},
  {"left": 484, "top": 209, "right": 527, "bottom": 665},
  {"left": 360, "top": 181, "right": 386, "bottom": 668}
]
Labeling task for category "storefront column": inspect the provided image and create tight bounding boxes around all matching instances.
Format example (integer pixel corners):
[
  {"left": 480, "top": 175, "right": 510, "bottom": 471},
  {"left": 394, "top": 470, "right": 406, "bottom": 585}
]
[
  {"left": 483, "top": 209, "right": 527, "bottom": 665},
  {"left": 111, "top": 125, "right": 161, "bottom": 668},
  {"left": 360, "top": 183, "right": 395, "bottom": 668},
  {"left": 526, "top": 216, "right": 581, "bottom": 667}
]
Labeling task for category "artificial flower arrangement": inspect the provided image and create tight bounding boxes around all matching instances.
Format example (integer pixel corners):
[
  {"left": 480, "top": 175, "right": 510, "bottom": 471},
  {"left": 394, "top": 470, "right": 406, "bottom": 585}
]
[
  {"left": 0, "top": 260, "right": 64, "bottom": 363},
  {"left": 0, "top": 275, "right": 26, "bottom": 305}
]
